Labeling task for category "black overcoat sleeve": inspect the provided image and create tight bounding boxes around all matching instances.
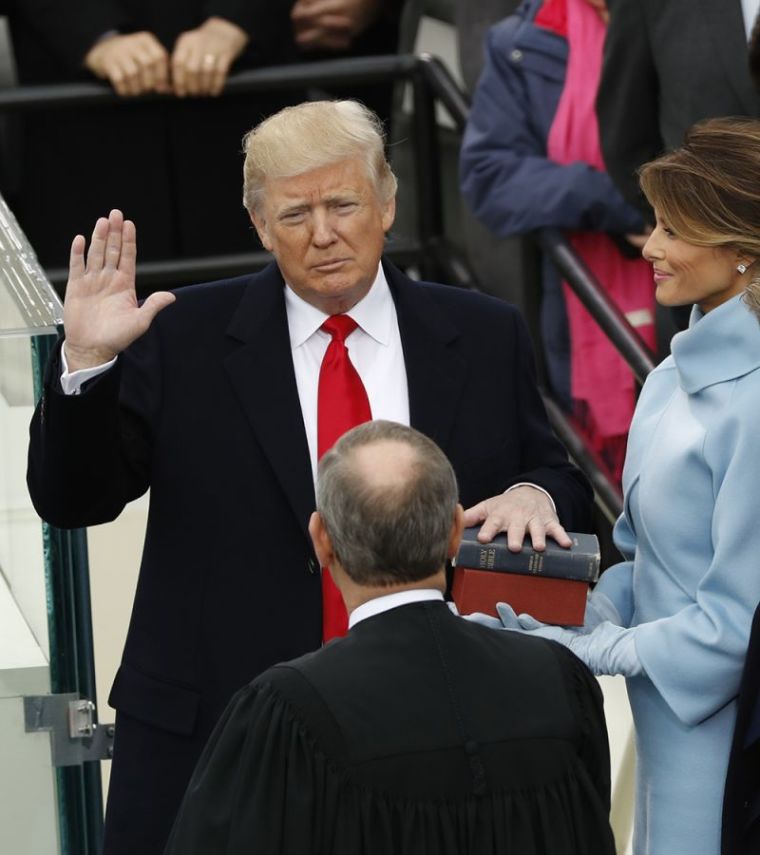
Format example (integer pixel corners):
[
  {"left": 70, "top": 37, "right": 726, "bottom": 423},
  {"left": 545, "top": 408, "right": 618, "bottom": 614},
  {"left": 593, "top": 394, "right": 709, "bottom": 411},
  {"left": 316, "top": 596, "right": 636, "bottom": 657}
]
[{"left": 27, "top": 334, "right": 157, "bottom": 529}]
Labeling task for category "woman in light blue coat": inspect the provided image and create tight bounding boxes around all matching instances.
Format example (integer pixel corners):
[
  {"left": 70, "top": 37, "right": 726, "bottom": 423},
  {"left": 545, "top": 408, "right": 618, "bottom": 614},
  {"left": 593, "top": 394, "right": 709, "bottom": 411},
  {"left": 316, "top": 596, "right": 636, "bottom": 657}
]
[{"left": 494, "top": 118, "right": 760, "bottom": 854}]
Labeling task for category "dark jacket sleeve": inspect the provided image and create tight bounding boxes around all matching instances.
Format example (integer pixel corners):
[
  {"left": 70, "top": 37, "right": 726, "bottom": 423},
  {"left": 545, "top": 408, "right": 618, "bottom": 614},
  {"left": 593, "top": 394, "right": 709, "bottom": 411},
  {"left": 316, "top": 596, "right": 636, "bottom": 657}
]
[
  {"left": 491, "top": 306, "right": 591, "bottom": 531},
  {"left": 26, "top": 335, "right": 156, "bottom": 529},
  {"left": 202, "top": 0, "right": 294, "bottom": 49},
  {"left": 596, "top": 0, "right": 660, "bottom": 218},
  {"left": 460, "top": 15, "right": 644, "bottom": 238},
  {"left": 9, "top": 0, "right": 130, "bottom": 72},
  {"left": 10, "top": 0, "right": 295, "bottom": 74}
]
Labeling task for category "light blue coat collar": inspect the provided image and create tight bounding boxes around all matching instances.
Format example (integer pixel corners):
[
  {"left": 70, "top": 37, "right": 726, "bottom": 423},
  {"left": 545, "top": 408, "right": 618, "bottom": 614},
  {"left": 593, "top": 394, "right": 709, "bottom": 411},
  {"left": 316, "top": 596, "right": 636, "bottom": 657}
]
[{"left": 670, "top": 295, "right": 760, "bottom": 393}]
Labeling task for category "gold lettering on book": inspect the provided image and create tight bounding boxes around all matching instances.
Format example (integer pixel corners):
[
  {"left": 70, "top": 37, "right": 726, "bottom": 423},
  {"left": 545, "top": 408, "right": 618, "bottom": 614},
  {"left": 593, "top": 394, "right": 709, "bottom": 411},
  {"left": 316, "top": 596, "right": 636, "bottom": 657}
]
[
  {"left": 528, "top": 553, "right": 544, "bottom": 574},
  {"left": 479, "top": 548, "right": 496, "bottom": 569}
]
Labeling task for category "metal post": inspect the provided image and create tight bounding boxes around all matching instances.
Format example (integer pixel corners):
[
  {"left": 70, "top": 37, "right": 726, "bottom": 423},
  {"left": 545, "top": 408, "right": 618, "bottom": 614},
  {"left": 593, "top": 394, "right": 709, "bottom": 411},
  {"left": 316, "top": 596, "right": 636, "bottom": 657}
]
[
  {"left": 410, "top": 66, "right": 444, "bottom": 281},
  {"left": 32, "top": 334, "right": 104, "bottom": 855}
]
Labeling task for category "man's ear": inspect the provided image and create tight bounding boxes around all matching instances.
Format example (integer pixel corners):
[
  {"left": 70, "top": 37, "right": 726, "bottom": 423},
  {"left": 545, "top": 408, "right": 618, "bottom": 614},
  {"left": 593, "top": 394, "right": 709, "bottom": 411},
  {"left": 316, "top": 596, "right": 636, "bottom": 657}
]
[
  {"left": 308, "top": 511, "right": 334, "bottom": 568},
  {"left": 250, "top": 210, "right": 273, "bottom": 252},
  {"left": 381, "top": 195, "right": 396, "bottom": 234},
  {"left": 447, "top": 504, "right": 465, "bottom": 560}
]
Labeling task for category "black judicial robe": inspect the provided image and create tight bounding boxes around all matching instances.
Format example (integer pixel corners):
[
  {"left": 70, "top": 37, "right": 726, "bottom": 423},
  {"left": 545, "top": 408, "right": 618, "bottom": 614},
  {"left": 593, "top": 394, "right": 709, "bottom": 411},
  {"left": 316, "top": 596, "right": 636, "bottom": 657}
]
[{"left": 165, "top": 601, "right": 615, "bottom": 855}]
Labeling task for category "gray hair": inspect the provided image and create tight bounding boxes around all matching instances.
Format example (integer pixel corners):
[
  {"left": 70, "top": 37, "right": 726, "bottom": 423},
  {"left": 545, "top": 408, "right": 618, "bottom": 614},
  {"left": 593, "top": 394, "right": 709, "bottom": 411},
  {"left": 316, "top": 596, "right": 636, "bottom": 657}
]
[
  {"left": 317, "top": 421, "right": 459, "bottom": 586},
  {"left": 242, "top": 100, "right": 398, "bottom": 215}
]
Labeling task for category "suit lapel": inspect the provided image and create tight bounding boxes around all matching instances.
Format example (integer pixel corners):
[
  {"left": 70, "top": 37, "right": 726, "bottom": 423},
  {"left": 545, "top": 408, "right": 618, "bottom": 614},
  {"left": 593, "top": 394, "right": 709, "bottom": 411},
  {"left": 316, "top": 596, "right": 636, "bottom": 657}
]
[
  {"left": 223, "top": 264, "right": 315, "bottom": 541},
  {"left": 222, "top": 261, "right": 468, "bottom": 535},
  {"left": 697, "top": 0, "right": 758, "bottom": 115},
  {"left": 385, "top": 262, "right": 466, "bottom": 451}
]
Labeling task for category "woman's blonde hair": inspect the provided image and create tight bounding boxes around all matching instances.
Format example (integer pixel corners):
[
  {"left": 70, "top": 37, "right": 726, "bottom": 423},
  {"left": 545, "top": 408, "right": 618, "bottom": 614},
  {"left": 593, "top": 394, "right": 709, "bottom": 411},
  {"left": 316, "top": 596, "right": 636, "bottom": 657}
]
[
  {"left": 242, "top": 100, "right": 397, "bottom": 215},
  {"left": 639, "top": 117, "right": 760, "bottom": 318}
]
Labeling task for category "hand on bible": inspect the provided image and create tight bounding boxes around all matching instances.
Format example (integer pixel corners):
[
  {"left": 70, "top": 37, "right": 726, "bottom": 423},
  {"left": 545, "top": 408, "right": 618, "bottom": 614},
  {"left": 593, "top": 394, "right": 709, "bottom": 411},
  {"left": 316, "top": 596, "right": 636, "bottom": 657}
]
[
  {"left": 463, "top": 485, "right": 572, "bottom": 551},
  {"left": 63, "top": 209, "right": 175, "bottom": 372}
]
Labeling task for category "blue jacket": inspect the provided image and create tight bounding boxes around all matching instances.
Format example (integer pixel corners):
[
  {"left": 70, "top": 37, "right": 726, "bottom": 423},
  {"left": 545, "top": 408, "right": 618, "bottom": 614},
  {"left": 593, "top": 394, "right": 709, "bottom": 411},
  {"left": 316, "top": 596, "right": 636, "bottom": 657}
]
[
  {"left": 460, "top": 0, "right": 643, "bottom": 237},
  {"left": 459, "top": 0, "right": 645, "bottom": 406}
]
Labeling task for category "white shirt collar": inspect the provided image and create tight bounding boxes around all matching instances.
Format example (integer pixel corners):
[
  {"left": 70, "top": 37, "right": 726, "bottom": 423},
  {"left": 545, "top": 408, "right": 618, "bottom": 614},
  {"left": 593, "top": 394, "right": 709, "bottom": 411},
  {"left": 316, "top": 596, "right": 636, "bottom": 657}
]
[
  {"left": 284, "top": 264, "right": 394, "bottom": 349},
  {"left": 349, "top": 589, "right": 444, "bottom": 629},
  {"left": 742, "top": 0, "right": 760, "bottom": 38}
]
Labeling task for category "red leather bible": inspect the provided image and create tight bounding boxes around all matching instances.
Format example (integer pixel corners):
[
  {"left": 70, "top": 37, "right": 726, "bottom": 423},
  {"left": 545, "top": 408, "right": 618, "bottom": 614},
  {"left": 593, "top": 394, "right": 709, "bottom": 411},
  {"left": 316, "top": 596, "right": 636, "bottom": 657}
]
[{"left": 451, "top": 567, "right": 588, "bottom": 626}]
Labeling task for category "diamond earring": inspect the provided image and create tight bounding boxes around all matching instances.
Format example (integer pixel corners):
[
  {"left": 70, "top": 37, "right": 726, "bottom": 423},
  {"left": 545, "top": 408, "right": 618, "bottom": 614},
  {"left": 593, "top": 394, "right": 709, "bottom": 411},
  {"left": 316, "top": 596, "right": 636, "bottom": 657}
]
[{"left": 738, "top": 263, "right": 748, "bottom": 274}]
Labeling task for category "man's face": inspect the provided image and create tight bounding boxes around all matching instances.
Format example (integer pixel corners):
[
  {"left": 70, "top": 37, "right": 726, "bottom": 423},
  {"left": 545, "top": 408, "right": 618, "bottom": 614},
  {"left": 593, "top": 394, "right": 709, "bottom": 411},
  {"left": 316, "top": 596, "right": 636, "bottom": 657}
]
[{"left": 251, "top": 157, "right": 396, "bottom": 314}]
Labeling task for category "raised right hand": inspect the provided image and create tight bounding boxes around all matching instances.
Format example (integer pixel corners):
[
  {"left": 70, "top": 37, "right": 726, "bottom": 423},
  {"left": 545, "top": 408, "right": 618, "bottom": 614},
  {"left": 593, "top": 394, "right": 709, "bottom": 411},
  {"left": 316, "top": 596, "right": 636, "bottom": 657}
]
[{"left": 63, "top": 210, "right": 176, "bottom": 372}]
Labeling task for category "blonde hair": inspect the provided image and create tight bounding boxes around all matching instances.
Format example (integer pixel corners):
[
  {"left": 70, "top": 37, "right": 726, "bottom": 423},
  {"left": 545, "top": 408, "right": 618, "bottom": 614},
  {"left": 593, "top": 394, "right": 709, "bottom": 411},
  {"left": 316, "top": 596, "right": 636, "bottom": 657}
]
[
  {"left": 639, "top": 117, "right": 760, "bottom": 318},
  {"left": 242, "top": 100, "right": 397, "bottom": 215}
]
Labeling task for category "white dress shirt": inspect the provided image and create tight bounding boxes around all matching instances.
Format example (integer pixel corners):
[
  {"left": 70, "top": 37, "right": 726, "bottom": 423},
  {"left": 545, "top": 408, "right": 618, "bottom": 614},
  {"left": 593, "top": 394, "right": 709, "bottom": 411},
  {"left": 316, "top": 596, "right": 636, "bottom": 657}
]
[
  {"left": 742, "top": 0, "right": 760, "bottom": 37},
  {"left": 285, "top": 263, "right": 409, "bottom": 484}
]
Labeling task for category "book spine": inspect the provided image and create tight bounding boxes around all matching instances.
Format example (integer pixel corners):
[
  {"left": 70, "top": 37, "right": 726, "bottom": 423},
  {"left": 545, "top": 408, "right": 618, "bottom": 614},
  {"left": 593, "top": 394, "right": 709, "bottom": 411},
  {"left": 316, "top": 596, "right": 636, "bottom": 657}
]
[{"left": 456, "top": 541, "right": 597, "bottom": 582}]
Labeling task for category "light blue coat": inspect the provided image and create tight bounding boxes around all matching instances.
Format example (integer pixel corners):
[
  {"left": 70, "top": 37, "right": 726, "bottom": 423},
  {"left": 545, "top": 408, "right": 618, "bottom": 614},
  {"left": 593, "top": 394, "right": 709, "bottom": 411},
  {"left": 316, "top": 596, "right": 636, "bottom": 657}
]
[{"left": 596, "top": 294, "right": 760, "bottom": 854}]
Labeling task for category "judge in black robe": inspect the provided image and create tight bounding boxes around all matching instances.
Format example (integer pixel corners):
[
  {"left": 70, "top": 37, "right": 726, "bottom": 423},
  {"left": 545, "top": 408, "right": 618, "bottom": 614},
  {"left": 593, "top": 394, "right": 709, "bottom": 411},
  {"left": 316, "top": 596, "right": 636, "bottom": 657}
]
[{"left": 165, "top": 420, "right": 615, "bottom": 855}]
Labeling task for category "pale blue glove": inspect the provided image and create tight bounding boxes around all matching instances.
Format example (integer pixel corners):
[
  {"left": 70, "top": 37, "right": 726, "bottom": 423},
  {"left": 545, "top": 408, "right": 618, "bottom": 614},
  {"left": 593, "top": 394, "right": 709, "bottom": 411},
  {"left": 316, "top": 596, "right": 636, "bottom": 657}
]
[
  {"left": 496, "top": 589, "right": 622, "bottom": 633},
  {"left": 495, "top": 603, "right": 642, "bottom": 677},
  {"left": 583, "top": 590, "right": 623, "bottom": 629}
]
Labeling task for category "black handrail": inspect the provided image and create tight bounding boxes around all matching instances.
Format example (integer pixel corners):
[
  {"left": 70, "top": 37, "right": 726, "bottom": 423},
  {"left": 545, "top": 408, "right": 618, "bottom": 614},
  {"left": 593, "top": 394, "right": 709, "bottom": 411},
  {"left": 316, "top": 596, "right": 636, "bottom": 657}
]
[
  {"left": 537, "top": 229, "right": 657, "bottom": 383},
  {"left": 0, "top": 55, "right": 418, "bottom": 111}
]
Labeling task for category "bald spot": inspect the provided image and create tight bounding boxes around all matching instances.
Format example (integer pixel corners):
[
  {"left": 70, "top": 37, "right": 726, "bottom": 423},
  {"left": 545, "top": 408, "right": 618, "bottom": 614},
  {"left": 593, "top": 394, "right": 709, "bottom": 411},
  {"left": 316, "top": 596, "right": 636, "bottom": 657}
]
[{"left": 350, "top": 440, "right": 419, "bottom": 493}]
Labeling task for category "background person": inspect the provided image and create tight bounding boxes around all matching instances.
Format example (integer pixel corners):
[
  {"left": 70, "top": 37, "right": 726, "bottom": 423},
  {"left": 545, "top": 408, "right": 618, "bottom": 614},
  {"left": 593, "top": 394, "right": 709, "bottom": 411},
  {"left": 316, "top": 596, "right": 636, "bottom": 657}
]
[
  {"left": 596, "top": 0, "right": 760, "bottom": 336},
  {"left": 597, "top": 0, "right": 760, "bottom": 218},
  {"left": 165, "top": 420, "right": 616, "bottom": 855},
  {"left": 3, "top": 0, "right": 404, "bottom": 268},
  {"left": 460, "top": 0, "right": 654, "bottom": 482},
  {"left": 487, "top": 118, "right": 760, "bottom": 855},
  {"left": 26, "top": 99, "right": 591, "bottom": 854},
  {"left": 5, "top": 0, "right": 295, "bottom": 265}
]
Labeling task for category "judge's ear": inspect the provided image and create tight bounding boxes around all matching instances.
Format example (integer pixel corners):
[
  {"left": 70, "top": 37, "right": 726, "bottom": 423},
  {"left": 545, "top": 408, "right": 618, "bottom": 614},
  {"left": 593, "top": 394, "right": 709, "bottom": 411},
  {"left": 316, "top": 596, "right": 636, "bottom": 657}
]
[
  {"left": 447, "top": 504, "right": 465, "bottom": 560},
  {"left": 309, "top": 511, "right": 334, "bottom": 568}
]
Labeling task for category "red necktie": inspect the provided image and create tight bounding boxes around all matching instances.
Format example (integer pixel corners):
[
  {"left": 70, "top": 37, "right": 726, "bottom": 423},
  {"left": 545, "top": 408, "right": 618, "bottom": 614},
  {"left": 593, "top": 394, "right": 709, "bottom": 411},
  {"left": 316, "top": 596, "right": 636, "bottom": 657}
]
[{"left": 317, "top": 314, "right": 372, "bottom": 641}]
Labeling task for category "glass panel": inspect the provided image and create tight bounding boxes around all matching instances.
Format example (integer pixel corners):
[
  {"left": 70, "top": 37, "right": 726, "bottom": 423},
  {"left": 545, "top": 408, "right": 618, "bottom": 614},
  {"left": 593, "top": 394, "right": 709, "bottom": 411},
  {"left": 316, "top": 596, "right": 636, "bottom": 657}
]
[
  {"left": 0, "top": 189, "right": 101, "bottom": 853},
  {"left": 0, "top": 333, "right": 61, "bottom": 854},
  {"left": 0, "top": 193, "right": 63, "bottom": 336}
]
